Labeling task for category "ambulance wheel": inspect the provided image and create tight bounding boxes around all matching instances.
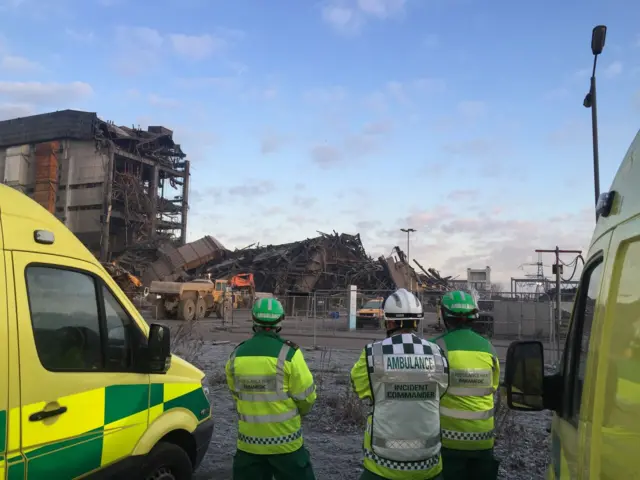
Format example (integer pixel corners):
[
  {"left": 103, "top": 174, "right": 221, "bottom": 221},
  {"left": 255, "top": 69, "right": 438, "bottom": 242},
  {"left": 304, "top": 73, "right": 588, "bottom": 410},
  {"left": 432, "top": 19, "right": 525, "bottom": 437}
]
[{"left": 142, "top": 442, "right": 193, "bottom": 480}]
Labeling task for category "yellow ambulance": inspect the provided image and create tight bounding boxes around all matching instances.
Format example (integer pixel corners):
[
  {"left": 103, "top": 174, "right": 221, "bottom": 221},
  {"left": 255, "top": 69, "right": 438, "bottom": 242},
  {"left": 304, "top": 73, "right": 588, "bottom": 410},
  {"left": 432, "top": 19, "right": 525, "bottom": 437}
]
[
  {"left": 0, "top": 184, "right": 213, "bottom": 479},
  {"left": 503, "top": 129, "right": 640, "bottom": 478}
]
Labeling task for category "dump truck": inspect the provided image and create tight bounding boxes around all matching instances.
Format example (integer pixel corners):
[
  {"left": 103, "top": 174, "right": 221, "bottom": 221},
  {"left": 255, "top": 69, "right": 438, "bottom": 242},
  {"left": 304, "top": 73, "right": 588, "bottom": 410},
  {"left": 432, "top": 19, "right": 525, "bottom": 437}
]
[{"left": 149, "top": 278, "right": 219, "bottom": 321}]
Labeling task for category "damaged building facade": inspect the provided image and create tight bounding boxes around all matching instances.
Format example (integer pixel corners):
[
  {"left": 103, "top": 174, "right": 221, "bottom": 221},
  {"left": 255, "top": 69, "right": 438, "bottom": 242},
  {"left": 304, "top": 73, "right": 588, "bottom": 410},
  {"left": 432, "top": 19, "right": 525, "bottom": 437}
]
[{"left": 0, "top": 110, "right": 189, "bottom": 264}]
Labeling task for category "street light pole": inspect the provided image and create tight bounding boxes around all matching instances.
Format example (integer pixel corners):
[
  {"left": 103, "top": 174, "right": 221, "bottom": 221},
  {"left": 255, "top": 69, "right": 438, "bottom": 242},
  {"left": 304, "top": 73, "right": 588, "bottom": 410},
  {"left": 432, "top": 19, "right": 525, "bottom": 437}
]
[
  {"left": 583, "top": 25, "right": 607, "bottom": 216},
  {"left": 400, "top": 228, "right": 416, "bottom": 291}
]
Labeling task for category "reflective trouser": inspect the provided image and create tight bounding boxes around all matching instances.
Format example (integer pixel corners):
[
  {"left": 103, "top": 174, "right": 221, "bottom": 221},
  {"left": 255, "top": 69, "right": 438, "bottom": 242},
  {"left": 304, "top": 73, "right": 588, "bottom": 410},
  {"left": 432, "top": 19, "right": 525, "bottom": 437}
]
[
  {"left": 440, "top": 447, "right": 499, "bottom": 480},
  {"left": 232, "top": 446, "right": 316, "bottom": 480},
  {"left": 360, "top": 469, "right": 443, "bottom": 480}
]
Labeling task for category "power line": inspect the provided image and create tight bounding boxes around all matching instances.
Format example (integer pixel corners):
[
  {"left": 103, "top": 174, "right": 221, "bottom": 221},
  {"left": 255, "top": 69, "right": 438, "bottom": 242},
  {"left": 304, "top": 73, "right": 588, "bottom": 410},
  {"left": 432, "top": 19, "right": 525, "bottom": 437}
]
[{"left": 535, "top": 247, "right": 582, "bottom": 364}]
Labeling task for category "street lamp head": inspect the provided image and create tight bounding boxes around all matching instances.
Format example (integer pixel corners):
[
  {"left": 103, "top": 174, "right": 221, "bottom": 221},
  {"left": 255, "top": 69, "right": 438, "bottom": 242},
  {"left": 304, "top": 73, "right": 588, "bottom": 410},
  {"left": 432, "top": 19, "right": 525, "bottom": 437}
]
[
  {"left": 401, "top": 228, "right": 416, "bottom": 233},
  {"left": 591, "top": 25, "right": 607, "bottom": 56}
]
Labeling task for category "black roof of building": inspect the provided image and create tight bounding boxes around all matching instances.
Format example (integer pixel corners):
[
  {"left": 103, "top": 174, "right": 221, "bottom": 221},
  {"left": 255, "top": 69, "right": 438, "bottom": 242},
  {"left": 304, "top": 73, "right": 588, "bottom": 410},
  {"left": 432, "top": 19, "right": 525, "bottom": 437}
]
[{"left": 0, "top": 110, "right": 98, "bottom": 148}]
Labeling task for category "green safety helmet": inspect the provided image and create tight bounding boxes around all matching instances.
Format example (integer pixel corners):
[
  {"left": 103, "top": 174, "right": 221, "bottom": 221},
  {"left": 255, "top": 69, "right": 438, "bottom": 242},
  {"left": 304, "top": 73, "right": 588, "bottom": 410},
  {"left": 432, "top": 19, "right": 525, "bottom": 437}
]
[
  {"left": 252, "top": 297, "right": 285, "bottom": 326},
  {"left": 440, "top": 290, "right": 479, "bottom": 321}
]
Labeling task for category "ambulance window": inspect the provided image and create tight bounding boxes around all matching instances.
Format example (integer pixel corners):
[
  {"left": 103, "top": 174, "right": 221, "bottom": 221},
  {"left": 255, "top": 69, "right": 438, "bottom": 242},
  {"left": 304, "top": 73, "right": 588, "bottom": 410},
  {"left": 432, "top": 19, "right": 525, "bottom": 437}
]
[
  {"left": 566, "top": 258, "right": 603, "bottom": 426},
  {"left": 26, "top": 266, "right": 103, "bottom": 371},
  {"left": 602, "top": 241, "right": 640, "bottom": 439},
  {"left": 102, "top": 285, "right": 133, "bottom": 370}
]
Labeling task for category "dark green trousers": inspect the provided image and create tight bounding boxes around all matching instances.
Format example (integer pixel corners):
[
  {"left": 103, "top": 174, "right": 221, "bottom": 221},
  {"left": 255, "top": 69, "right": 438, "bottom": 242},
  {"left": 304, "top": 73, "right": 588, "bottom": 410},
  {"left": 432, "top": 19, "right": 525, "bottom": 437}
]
[
  {"left": 232, "top": 446, "right": 316, "bottom": 480},
  {"left": 440, "top": 448, "right": 499, "bottom": 480},
  {"left": 359, "top": 469, "right": 443, "bottom": 479}
]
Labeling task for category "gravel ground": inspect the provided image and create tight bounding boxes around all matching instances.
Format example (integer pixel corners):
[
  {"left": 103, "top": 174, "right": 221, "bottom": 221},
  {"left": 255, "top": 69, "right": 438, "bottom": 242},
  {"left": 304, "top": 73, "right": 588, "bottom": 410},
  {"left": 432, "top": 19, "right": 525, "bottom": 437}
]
[{"left": 189, "top": 343, "right": 551, "bottom": 480}]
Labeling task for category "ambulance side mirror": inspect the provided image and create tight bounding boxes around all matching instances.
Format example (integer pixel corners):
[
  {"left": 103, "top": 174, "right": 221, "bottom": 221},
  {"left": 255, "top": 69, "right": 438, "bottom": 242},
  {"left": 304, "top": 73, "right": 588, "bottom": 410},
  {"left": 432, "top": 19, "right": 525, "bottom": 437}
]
[
  {"left": 504, "top": 341, "right": 544, "bottom": 411},
  {"left": 146, "top": 324, "right": 171, "bottom": 374}
]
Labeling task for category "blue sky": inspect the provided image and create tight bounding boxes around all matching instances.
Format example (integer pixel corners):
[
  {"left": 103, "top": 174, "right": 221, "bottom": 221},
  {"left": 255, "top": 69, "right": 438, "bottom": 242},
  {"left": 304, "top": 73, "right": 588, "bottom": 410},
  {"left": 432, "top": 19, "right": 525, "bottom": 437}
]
[{"left": 0, "top": 0, "right": 638, "bottom": 284}]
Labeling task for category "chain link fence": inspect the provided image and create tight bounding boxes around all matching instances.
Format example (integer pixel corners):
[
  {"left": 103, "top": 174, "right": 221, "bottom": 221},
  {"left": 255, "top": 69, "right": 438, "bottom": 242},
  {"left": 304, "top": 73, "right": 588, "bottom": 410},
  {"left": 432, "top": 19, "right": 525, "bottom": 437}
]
[{"left": 144, "top": 286, "right": 578, "bottom": 364}]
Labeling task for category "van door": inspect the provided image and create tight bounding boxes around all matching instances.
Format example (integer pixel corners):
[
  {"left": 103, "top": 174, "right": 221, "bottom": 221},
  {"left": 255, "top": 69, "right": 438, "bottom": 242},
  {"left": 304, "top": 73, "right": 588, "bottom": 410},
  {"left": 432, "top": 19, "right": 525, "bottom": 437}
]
[
  {"left": 548, "top": 232, "right": 610, "bottom": 479},
  {"left": 589, "top": 220, "right": 640, "bottom": 479},
  {"left": 12, "top": 251, "right": 150, "bottom": 479}
]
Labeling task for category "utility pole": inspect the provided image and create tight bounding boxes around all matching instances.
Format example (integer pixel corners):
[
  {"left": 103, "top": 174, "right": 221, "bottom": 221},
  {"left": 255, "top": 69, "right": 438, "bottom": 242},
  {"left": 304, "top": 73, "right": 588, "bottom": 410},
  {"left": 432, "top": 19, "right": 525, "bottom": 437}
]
[
  {"left": 536, "top": 247, "right": 582, "bottom": 363},
  {"left": 401, "top": 228, "right": 416, "bottom": 292}
]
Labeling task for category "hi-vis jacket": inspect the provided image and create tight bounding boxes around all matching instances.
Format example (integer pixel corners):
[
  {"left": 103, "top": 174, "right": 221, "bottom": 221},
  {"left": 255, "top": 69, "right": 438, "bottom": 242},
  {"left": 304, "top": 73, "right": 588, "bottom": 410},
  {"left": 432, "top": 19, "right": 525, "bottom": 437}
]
[
  {"left": 432, "top": 326, "right": 500, "bottom": 451},
  {"left": 225, "top": 331, "right": 316, "bottom": 455},
  {"left": 351, "top": 333, "right": 449, "bottom": 480}
]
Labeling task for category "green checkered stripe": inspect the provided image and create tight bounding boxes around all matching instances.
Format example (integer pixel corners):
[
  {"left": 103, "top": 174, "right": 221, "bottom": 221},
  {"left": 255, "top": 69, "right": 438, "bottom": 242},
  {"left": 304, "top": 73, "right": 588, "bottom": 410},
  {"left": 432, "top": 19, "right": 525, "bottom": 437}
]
[
  {"left": 1, "top": 383, "right": 210, "bottom": 479},
  {"left": 1, "top": 409, "right": 5, "bottom": 465}
]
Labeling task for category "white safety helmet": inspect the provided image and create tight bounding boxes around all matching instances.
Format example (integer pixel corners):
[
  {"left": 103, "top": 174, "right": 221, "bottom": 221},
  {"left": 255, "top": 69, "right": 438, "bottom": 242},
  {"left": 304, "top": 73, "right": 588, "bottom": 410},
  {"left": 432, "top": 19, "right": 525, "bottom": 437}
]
[{"left": 383, "top": 288, "right": 424, "bottom": 333}]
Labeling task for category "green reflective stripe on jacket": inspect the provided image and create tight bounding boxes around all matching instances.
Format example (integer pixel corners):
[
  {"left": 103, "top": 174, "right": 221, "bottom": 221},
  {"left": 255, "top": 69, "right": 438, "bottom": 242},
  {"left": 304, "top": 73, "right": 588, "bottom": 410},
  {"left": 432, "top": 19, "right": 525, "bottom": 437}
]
[
  {"left": 0, "top": 409, "right": 6, "bottom": 453},
  {"left": 432, "top": 328, "right": 499, "bottom": 451},
  {"left": 226, "top": 331, "right": 316, "bottom": 455}
]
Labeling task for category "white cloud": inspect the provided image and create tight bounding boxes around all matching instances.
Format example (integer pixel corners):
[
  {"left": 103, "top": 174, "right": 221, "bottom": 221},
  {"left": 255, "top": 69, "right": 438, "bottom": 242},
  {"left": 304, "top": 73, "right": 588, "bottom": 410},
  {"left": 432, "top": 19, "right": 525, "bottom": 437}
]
[
  {"left": 321, "top": 5, "right": 364, "bottom": 35},
  {"left": 115, "top": 26, "right": 163, "bottom": 49},
  {"left": 308, "top": 118, "right": 392, "bottom": 167},
  {"left": 603, "top": 61, "right": 623, "bottom": 79},
  {"left": 322, "top": 0, "right": 405, "bottom": 34},
  {"left": 357, "top": 0, "right": 405, "bottom": 18},
  {"left": 0, "top": 54, "right": 41, "bottom": 72},
  {"left": 169, "top": 34, "right": 226, "bottom": 60},
  {"left": 112, "top": 26, "right": 237, "bottom": 74},
  {"left": 206, "top": 180, "right": 275, "bottom": 202},
  {"left": 0, "top": 81, "right": 93, "bottom": 105}
]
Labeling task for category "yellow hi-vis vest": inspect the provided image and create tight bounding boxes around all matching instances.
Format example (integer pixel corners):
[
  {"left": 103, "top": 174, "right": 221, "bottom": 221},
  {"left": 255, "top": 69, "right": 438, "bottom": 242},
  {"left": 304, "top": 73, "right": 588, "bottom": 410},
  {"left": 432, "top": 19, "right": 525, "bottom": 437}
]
[
  {"left": 351, "top": 333, "right": 449, "bottom": 480},
  {"left": 225, "top": 331, "right": 316, "bottom": 454},
  {"left": 433, "top": 327, "right": 500, "bottom": 451}
]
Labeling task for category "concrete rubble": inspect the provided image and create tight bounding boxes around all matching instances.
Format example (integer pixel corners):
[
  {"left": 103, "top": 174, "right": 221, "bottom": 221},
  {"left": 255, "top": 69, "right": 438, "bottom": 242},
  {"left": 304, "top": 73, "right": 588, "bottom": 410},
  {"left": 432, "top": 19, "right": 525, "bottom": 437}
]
[{"left": 132, "top": 231, "right": 452, "bottom": 294}]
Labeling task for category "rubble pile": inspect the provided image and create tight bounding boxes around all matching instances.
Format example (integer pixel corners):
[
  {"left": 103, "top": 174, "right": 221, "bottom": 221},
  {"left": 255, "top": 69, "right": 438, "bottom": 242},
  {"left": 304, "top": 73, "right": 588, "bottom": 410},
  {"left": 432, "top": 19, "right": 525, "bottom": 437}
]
[
  {"left": 203, "top": 231, "right": 395, "bottom": 294},
  {"left": 118, "top": 231, "right": 451, "bottom": 295},
  {"left": 101, "top": 261, "right": 143, "bottom": 298},
  {"left": 413, "top": 258, "right": 452, "bottom": 292}
]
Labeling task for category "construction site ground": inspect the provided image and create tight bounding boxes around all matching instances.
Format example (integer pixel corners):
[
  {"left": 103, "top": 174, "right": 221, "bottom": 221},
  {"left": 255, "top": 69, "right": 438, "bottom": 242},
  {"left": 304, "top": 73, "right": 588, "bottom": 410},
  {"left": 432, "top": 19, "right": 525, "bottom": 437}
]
[{"left": 142, "top": 309, "right": 553, "bottom": 480}]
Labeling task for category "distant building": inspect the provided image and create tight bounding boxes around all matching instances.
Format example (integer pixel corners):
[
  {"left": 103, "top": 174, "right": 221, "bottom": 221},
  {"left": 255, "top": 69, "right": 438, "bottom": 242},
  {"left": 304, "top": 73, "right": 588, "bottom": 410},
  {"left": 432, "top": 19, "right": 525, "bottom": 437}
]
[
  {"left": 467, "top": 267, "right": 491, "bottom": 291},
  {"left": 448, "top": 266, "right": 492, "bottom": 292}
]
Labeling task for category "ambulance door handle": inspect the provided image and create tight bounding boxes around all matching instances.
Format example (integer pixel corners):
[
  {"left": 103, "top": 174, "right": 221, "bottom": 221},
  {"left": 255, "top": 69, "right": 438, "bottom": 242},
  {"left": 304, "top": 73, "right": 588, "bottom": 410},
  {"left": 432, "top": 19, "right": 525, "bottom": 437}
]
[{"left": 29, "top": 406, "right": 68, "bottom": 422}]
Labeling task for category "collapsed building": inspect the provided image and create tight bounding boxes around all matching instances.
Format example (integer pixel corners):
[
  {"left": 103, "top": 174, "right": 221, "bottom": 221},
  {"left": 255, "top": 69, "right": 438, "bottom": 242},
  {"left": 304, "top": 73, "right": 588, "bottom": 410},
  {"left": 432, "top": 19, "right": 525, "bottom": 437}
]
[
  {"left": 204, "top": 232, "right": 395, "bottom": 293},
  {"left": 0, "top": 110, "right": 189, "bottom": 264},
  {"left": 138, "top": 231, "right": 452, "bottom": 295}
]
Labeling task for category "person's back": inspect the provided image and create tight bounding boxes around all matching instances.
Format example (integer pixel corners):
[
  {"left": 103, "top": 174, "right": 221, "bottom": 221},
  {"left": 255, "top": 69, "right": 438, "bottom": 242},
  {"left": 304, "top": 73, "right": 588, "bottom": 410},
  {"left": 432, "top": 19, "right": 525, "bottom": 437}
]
[
  {"left": 351, "top": 289, "right": 449, "bottom": 480},
  {"left": 225, "top": 298, "right": 317, "bottom": 480},
  {"left": 432, "top": 291, "right": 500, "bottom": 480}
]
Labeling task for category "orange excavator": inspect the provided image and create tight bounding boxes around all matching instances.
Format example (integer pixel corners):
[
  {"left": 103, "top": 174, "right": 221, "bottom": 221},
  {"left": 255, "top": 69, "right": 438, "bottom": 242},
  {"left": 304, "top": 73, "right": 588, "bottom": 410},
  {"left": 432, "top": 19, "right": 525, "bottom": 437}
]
[
  {"left": 228, "top": 273, "right": 255, "bottom": 308},
  {"left": 101, "top": 261, "right": 143, "bottom": 298}
]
